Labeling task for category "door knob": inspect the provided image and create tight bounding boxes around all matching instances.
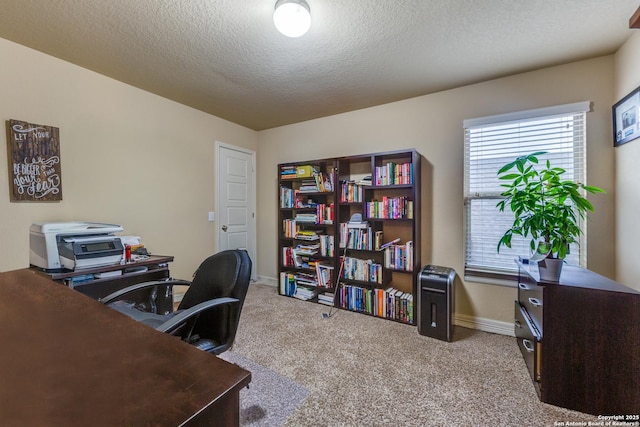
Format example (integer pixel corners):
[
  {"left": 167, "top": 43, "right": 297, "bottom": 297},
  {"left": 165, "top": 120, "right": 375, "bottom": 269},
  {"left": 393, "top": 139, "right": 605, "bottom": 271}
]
[{"left": 222, "top": 225, "right": 228, "bottom": 232}]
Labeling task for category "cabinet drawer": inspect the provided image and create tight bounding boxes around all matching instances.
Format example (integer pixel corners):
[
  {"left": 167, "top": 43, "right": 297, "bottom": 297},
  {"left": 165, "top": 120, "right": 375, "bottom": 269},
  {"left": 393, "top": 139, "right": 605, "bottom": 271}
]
[
  {"left": 515, "top": 301, "right": 542, "bottom": 385},
  {"left": 518, "top": 281, "right": 543, "bottom": 333}
]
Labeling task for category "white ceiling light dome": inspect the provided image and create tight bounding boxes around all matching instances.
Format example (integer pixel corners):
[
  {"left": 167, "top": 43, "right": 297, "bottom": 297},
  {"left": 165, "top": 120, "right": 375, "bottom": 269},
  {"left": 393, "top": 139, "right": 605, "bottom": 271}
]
[{"left": 273, "top": 0, "right": 311, "bottom": 38}]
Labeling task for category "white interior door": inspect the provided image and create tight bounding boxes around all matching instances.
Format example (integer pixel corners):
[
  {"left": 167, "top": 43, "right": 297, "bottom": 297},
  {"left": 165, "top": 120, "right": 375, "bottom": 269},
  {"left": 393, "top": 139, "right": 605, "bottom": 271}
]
[{"left": 216, "top": 142, "right": 257, "bottom": 280}]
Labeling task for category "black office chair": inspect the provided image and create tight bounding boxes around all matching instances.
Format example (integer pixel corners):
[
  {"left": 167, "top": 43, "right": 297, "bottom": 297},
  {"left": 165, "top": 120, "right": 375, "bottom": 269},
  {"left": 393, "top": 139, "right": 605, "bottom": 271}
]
[{"left": 101, "top": 249, "right": 252, "bottom": 355}]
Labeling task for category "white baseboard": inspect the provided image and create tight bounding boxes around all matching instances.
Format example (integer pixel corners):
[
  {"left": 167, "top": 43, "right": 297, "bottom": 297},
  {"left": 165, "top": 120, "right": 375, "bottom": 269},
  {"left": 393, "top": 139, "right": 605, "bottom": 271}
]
[
  {"left": 257, "top": 275, "right": 514, "bottom": 337},
  {"left": 256, "top": 275, "right": 278, "bottom": 287},
  {"left": 455, "top": 313, "right": 515, "bottom": 337}
]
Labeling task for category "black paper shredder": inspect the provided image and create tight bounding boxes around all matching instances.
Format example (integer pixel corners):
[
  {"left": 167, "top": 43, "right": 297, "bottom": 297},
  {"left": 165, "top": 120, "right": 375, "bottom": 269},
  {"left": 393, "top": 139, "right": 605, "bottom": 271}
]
[{"left": 417, "top": 265, "right": 456, "bottom": 341}]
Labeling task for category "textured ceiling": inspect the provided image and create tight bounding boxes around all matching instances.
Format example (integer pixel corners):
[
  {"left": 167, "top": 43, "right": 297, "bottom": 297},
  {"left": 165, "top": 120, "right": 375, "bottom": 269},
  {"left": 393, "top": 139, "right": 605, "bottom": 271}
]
[{"left": 0, "top": 0, "right": 637, "bottom": 130}]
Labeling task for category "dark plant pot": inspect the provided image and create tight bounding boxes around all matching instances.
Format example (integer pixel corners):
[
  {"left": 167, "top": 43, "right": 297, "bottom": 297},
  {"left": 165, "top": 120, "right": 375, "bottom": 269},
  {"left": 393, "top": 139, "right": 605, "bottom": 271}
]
[{"left": 538, "top": 258, "right": 563, "bottom": 282}]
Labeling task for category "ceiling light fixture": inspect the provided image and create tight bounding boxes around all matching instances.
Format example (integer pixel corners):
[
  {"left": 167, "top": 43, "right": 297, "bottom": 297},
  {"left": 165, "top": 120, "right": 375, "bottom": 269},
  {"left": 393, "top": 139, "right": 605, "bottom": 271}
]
[{"left": 273, "top": 0, "right": 311, "bottom": 38}]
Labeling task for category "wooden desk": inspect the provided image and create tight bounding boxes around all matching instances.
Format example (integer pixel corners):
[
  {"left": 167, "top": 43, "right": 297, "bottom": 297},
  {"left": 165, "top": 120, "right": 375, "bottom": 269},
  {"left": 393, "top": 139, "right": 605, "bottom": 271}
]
[{"left": 0, "top": 269, "right": 251, "bottom": 426}]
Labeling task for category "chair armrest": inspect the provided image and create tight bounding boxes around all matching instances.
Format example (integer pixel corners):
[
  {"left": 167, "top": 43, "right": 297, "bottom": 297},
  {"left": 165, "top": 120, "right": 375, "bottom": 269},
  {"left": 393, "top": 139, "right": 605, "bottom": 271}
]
[
  {"left": 100, "top": 279, "right": 192, "bottom": 305},
  {"left": 157, "top": 297, "right": 239, "bottom": 334}
]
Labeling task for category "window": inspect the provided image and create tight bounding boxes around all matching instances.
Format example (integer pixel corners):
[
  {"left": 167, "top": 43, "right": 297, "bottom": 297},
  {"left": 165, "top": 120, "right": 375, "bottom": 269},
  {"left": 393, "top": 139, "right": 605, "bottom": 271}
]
[{"left": 463, "top": 102, "right": 590, "bottom": 283}]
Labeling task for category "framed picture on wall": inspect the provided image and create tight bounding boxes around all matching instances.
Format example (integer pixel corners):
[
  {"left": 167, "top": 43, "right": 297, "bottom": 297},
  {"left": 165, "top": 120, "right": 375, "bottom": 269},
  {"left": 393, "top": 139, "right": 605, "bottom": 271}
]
[
  {"left": 613, "top": 85, "right": 640, "bottom": 147},
  {"left": 6, "top": 119, "right": 62, "bottom": 201}
]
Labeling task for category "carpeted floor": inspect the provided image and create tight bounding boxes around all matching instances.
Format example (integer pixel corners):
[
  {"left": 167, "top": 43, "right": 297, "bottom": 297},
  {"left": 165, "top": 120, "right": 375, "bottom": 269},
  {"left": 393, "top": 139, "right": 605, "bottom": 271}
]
[
  {"left": 225, "top": 283, "right": 601, "bottom": 426},
  {"left": 219, "top": 351, "right": 309, "bottom": 426}
]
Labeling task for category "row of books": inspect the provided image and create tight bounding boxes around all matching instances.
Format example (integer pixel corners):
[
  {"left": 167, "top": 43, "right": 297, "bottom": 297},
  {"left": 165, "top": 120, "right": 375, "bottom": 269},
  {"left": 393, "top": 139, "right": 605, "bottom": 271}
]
[
  {"left": 318, "top": 234, "right": 335, "bottom": 257},
  {"left": 291, "top": 203, "right": 334, "bottom": 225},
  {"left": 341, "top": 256, "right": 383, "bottom": 284},
  {"left": 282, "top": 247, "right": 319, "bottom": 268},
  {"left": 337, "top": 284, "right": 414, "bottom": 324},
  {"left": 280, "top": 272, "right": 297, "bottom": 296},
  {"left": 339, "top": 223, "right": 376, "bottom": 251},
  {"left": 316, "top": 263, "right": 334, "bottom": 288},
  {"left": 375, "top": 162, "right": 413, "bottom": 186},
  {"left": 279, "top": 272, "right": 319, "bottom": 301},
  {"left": 283, "top": 243, "right": 336, "bottom": 268},
  {"left": 384, "top": 241, "right": 414, "bottom": 271},
  {"left": 339, "top": 180, "right": 364, "bottom": 203},
  {"left": 280, "top": 165, "right": 306, "bottom": 179},
  {"left": 365, "top": 196, "right": 413, "bottom": 219},
  {"left": 279, "top": 186, "right": 297, "bottom": 208},
  {"left": 280, "top": 268, "right": 335, "bottom": 301}
]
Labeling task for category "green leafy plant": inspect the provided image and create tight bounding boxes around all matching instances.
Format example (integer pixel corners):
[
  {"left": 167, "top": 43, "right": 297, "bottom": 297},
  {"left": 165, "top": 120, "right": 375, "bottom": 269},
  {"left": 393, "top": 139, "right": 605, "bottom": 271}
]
[{"left": 496, "top": 151, "right": 605, "bottom": 259}]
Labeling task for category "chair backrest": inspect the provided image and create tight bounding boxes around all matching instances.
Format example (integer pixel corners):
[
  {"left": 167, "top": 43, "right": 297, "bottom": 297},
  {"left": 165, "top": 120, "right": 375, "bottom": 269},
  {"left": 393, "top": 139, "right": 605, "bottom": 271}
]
[{"left": 178, "top": 249, "right": 252, "bottom": 354}]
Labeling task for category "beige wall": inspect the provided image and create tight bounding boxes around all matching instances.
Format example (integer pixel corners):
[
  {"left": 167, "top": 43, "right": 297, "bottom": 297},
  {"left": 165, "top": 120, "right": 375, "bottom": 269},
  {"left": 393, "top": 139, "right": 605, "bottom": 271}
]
[
  {"left": 614, "top": 32, "right": 640, "bottom": 290},
  {"left": 0, "top": 34, "right": 621, "bottom": 328},
  {"left": 0, "top": 38, "right": 258, "bottom": 279},
  {"left": 257, "top": 56, "right": 615, "bottom": 325}
]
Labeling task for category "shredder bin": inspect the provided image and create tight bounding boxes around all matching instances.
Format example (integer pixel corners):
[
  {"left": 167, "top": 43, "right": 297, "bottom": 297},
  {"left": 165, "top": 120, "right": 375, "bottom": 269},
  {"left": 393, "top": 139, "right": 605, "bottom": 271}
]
[{"left": 417, "top": 265, "right": 456, "bottom": 341}]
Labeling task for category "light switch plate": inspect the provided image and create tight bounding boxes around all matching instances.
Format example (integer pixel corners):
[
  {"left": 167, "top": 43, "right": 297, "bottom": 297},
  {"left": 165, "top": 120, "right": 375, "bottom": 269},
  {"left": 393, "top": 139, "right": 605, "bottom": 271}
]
[{"left": 208, "top": 211, "right": 215, "bottom": 222}]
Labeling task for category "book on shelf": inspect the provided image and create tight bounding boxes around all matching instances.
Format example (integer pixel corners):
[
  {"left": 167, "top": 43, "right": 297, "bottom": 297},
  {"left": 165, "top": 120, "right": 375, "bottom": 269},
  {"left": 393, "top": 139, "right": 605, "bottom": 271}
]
[
  {"left": 336, "top": 284, "right": 413, "bottom": 324},
  {"left": 294, "top": 272, "right": 318, "bottom": 287},
  {"left": 279, "top": 272, "right": 296, "bottom": 296},
  {"left": 374, "top": 162, "right": 413, "bottom": 186},
  {"left": 383, "top": 240, "right": 413, "bottom": 271},
  {"left": 319, "top": 234, "right": 335, "bottom": 257},
  {"left": 374, "top": 231, "right": 384, "bottom": 251},
  {"left": 379, "top": 237, "right": 401, "bottom": 250},
  {"left": 342, "top": 257, "right": 383, "bottom": 284},
  {"left": 296, "top": 230, "right": 320, "bottom": 240},
  {"left": 357, "top": 175, "right": 372, "bottom": 186},
  {"left": 315, "top": 263, "right": 334, "bottom": 288},
  {"left": 317, "top": 292, "right": 335, "bottom": 306},
  {"left": 346, "top": 212, "right": 368, "bottom": 229},
  {"left": 292, "top": 250, "right": 312, "bottom": 268},
  {"left": 365, "top": 196, "right": 412, "bottom": 219},
  {"left": 340, "top": 224, "right": 373, "bottom": 251},
  {"left": 282, "top": 219, "right": 296, "bottom": 238},
  {"left": 280, "top": 186, "right": 297, "bottom": 208},
  {"left": 340, "top": 180, "right": 364, "bottom": 203},
  {"left": 280, "top": 165, "right": 298, "bottom": 179},
  {"left": 294, "top": 213, "right": 318, "bottom": 223},
  {"left": 296, "top": 170, "right": 334, "bottom": 193},
  {"left": 293, "top": 284, "right": 317, "bottom": 301}
]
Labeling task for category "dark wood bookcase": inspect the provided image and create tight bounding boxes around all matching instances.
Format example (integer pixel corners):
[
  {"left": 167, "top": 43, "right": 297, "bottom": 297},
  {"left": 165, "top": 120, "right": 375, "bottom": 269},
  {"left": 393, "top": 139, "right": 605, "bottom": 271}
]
[{"left": 277, "top": 149, "right": 420, "bottom": 325}]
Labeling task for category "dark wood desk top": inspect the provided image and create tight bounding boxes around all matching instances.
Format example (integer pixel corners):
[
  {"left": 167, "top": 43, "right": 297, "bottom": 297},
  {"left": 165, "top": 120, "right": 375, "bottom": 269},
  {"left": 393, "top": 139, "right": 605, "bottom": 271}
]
[
  {"left": 0, "top": 269, "right": 250, "bottom": 426},
  {"left": 37, "top": 254, "right": 175, "bottom": 281}
]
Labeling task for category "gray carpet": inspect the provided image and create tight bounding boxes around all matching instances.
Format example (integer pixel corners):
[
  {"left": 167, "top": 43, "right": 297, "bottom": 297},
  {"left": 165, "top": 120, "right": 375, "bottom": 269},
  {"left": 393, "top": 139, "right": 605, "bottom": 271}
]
[
  {"left": 219, "top": 351, "right": 309, "bottom": 426},
  {"left": 226, "top": 283, "right": 603, "bottom": 426}
]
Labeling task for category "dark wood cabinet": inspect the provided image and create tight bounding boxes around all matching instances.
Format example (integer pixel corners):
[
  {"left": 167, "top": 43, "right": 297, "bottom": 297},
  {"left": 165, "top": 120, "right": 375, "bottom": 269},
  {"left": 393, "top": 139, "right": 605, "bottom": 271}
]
[
  {"left": 277, "top": 149, "right": 421, "bottom": 324},
  {"left": 515, "top": 260, "right": 640, "bottom": 415}
]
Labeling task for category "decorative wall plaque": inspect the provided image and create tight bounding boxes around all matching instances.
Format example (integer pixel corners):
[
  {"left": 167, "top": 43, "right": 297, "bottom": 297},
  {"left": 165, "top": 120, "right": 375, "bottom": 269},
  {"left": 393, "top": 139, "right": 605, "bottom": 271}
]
[{"left": 6, "top": 119, "right": 62, "bottom": 201}]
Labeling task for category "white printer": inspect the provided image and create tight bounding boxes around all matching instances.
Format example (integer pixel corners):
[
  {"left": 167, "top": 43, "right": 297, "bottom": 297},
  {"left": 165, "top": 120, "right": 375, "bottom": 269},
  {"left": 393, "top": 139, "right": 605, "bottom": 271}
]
[{"left": 30, "top": 222, "right": 124, "bottom": 271}]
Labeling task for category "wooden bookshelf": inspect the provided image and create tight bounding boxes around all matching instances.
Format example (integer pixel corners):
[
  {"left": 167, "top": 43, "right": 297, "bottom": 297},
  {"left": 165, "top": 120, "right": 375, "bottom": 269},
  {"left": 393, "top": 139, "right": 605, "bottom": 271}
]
[{"left": 277, "top": 149, "right": 421, "bottom": 325}]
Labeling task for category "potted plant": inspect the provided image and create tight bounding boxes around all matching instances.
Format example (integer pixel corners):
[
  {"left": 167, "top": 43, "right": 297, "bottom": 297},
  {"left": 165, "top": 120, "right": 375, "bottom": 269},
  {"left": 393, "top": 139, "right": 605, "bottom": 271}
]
[{"left": 496, "top": 151, "right": 605, "bottom": 281}]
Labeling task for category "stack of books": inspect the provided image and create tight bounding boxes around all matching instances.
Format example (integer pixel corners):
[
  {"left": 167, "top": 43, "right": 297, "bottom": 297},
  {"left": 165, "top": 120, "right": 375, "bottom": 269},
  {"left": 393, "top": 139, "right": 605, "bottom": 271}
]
[
  {"left": 317, "top": 292, "right": 334, "bottom": 306},
  {"left": 293, "top": 285, "right": 317, "bottom": 301},
  {"left": 294, "top": 212, "right": 318, "bottom": 223},
  {"left": 280, "top": 165, "right": 298, "bottom": 179}
]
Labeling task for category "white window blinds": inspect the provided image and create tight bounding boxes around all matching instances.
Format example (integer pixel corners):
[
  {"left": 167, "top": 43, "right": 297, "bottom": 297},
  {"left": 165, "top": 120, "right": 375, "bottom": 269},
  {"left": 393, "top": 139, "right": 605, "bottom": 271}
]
[{"left": 463, "top": 102, "right": 590, "bottom": 276}]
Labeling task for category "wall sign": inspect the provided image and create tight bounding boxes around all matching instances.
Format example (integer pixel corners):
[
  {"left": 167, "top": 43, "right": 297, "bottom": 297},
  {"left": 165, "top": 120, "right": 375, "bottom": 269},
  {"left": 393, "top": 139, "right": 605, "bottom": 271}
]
[{"left": 6, "top": 119, "right": 62, "bottom": 201}]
